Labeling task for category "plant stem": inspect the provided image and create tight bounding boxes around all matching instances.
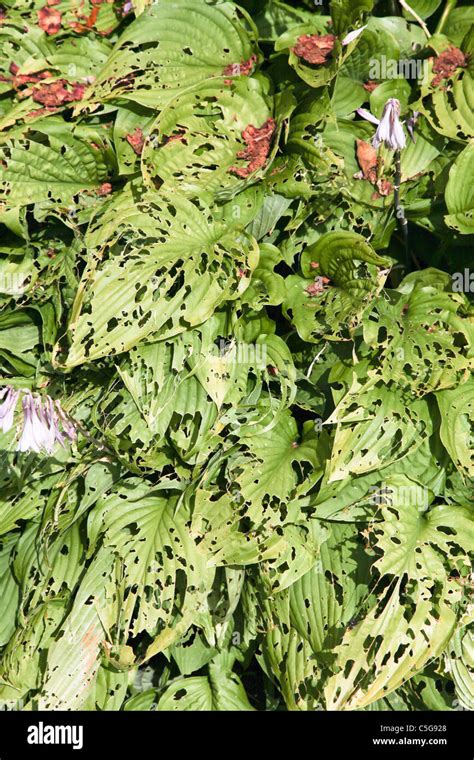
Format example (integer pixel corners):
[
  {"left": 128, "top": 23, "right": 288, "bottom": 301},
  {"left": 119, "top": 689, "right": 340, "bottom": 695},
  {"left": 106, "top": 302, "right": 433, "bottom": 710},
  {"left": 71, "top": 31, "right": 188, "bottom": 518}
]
[
  {"left": 435, "top": 0, "right": 458, "bottom": 35},
  {"left": 394, "top": 151, "right": 414, "bottom": 272},
  {"left": 399, "top": 0, "right": 431, "bottom": 38}
]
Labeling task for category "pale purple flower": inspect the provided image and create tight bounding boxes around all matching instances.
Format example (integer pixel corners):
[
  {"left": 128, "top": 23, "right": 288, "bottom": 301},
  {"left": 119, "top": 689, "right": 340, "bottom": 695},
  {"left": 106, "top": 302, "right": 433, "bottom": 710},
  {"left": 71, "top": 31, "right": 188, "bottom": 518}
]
[
  {"left": 17, "top": 394, "right": 54, "bottom": 453},
  {"left": 372, "top": 99, "right": 406, "bottom": 150},
  {"left": 16, "top": 393, "right": 76, "bottom": 455},
  {"left": 342, "top": 26, "right": 367, "bottom": 46},
  {"left": 122, "top": 0, "right": 133, "bottom": 14},
  {"left": 356, "top": 107, "right": 380, "bottom": 126},
  {"left": 356, "top": 98, "right": 406, "bottom": 151},
  {"left": 0, "top": 387, "right": 19, "bottom": 434},
  {"left": 17, "top": 395, "right": 42, "bottom": 453}
]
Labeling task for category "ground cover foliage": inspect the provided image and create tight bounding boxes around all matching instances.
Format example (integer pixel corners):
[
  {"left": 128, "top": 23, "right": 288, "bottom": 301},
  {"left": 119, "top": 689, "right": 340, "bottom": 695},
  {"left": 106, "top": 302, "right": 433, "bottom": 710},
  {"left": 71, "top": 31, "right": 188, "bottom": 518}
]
[{"left": 0, "top": 0, "right": 473, "bottom": 711}]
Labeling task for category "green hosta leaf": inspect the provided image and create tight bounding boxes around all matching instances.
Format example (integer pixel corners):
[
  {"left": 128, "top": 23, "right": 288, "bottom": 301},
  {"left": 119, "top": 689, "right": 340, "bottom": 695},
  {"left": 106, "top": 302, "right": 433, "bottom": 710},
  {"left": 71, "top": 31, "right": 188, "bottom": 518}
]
[
  {"left": 117, "top": 325, "right": 296, "bottom": 450},
  {"left": 193, "top": 336, "right": 260, "bottom": 411},
  {"left": 87, "top": 481, "right": 214, "bottom": 641},
  {"left": 313, "top": 432, "right": 448, "bottom": 521},
  {"left": 276, "top": 24, "right": 344, "bottom": 90},
  {"left": 0, "top": 121, "right": 109, "bottom": 209},
  {"left": 444, "top": 8, "right": 474, "bottom": 46},
  {"left": 142, "top": 78, "right": 275, "bottom": 202},
  {"left": 242, "top": 243, "right": 286, "bottom": 307},
  {"left": 236, "top": 412, "right": 323, "bottom": 505},
  {"left": 83, "top": 180, "right": 151, "bottom": 247},
  {"left": 333, "top": 23, "right": 403, "bottom": 115},
  {"left": 437, "top": 379, "right": 474, "bottom": 480},
  {"left": 283, "top": 232, "right": 390, "bottom": 342},
  {"left": 81, "top": 665, "right": 129, "bottom": 712},
  {"left": 246, "top": 194, "right": 292, "bottom": 240},
  {"left": 372, "top": 475, "right": 473, "bottom": 589},
  {"left": 2, "top": 598, "right": 68, "bottom": 697},
  {"left": 322, "top": 120, "right": 394, "bottom": 212},
  {"left": 304, "top": 231, "right": 391, "bottom": 278},
  {"left": 331, "top": 76, "right": 366, "bottom": 117},
  {"left": 251, "top": 0, "right": 318, "bottom": 42},
  {"left": 0, "top": 255, "right": 37, "bottom": 297},
  {"left": 324, "top": 477, "right": 471, "bottom": 709},
  {"left": 46, "top": 462, "right": 122, "bottom": 533},
  {"left": 0, "top": 24, "right": 51, "bottom": 82},
  {"left": 288, "top": 522, "right": 372, "bottom": 656},
  {"left": 191, "top": 327, "right": 296, "bottom": 417},
  {"left": 401, "top": 0, "right": 442, "bottom": 21},
  {"left": 14, "top": 520, "right": 84, "bottom": 609},
  {"left": 445, "top": 143, "right": 474, "bottom": 234},
  {"left": 123, "top": 690, "right": 157, "bottom": 711},
  {"left": 32, "top": 36, "right": 112, "bottom": 81},
  {"left": 86, "top": 1, "right": 258, "bottom": 109},
  {"left": 345, "top": 16, "right": 424, "bottom": 79},
  {"left": 191, "top": 490, "right": 286, "bottom": 567},
  {"left": 0, "top": 534, "right": 19, "bottom": 646},
  {"left": 0, "top": 472, "right": 64, "bottom": 535},
  {"left": 113, "top": 104, "right": 154, "bottom": 176},
  {"left": 0, "top": 310, "right": 40, "bottom": 376},
  {"left": 407, "top": 667, "right": 459, "bottom": 711},
  {"left": 286, "top": 89, "right": 343, "bottom": 168},
  {"left": 325, "top": 580, "right": 458, "bottom": 710},
  {"left": 330, "top": 0, "right": 374, "bottom": 35},
  {"left": 400, "top": 120, "right": 443, "bottom": 181},
  {"left": 363, "top": 273, "right": 474, "bottom": 395},
  {"left": 324, "top": 379, "right": 432, "bottom": 482},
  {"left": 37, "top": 549, "right": 116, "bottom": 710},
  {"left": 418, "top": 63, "right": 474, "bottom": 140},
  {"left": 165, "top": 374, "right": 220, "bottom": 465},
  {"left": 157, "top": 666, "right": 254, "bottom": 711},
  {"left": 445, "top": 628, "right": 474, "bottom": 711},
  {"left": 170, "top": 628, "right": 218, "bottom": 676},
  {"left": 259, "top": 521, "right": 328, "bottom": 594},
  {"left": 61, "top": 193, "right": 259, "bottom": 367},
  {"left": 117, "top": 339, "right": 186, "bottom": 439},
  {"left": 369, "top": 80, "right": 411, "bottom": 118},
  {"left": 259, "top": 590, "right": 322, "bottom": 711},
  {"left": 95, "top": 380, "right": 157, "bottom": 456}
]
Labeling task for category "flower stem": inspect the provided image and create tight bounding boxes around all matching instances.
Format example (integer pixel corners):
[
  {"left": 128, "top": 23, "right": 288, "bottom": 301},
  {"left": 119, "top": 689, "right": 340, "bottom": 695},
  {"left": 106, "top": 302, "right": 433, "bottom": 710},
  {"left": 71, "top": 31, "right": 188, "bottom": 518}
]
[
  {"left": 398, "top": 0, "right": 431, "bottom": 38},
  {"left": 394, "top": 151, "right": 414, "bottom": 272},
  {"left": 435, "top": 0, "right": 457, "bottom": 35}
]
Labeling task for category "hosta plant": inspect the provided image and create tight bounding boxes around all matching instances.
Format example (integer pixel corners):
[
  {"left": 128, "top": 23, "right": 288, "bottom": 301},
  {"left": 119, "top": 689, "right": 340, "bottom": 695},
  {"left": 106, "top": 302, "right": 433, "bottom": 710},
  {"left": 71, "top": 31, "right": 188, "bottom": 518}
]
[{"left": 0, "top": 0, "right": 472, "bottom": 712}]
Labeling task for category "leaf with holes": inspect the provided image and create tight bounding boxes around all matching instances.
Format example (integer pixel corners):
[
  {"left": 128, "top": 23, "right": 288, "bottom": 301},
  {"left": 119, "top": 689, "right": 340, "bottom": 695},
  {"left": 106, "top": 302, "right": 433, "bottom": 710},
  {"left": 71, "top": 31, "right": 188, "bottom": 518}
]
[
  {"left": 141, "top": 78, "right": 275, "bottom": 202},
  {"left": 85, "top": 0, "right": 259, "bottom": 109}
]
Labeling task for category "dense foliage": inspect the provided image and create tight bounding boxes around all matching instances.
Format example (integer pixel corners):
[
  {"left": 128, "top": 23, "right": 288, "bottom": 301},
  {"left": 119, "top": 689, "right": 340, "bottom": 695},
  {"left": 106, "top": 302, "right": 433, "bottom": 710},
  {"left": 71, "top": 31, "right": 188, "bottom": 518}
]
[{"left": 0, "top": 0, "right": 472, "bottom": 711}]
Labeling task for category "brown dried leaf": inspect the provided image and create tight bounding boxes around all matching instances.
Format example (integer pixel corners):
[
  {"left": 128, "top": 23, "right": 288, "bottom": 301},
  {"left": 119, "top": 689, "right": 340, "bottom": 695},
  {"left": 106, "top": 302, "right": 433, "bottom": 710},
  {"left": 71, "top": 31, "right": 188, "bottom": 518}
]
[
  {"left": 98, "top": 182, "right": 113, "bottom": 196},
  {"left": 38, "top": 2, "right": 62, "bottom": 35},
  {"left": 292, "top": 34, "right": 336, "bottom": 65},
  {"left": 229, "top": 118, "right": 276, "bottom": 179},
  {"left": 375, "top": 178, "right": 393, "bottom": 197},
  {"left": 31, "top": 80, "right": 85, "bottom": 108},
  {"left": 125, "top": 127, "right": 145, "bottom": 156},
  {"left": 356, "top": 139, "right": 378, "bottom": 183},
  {"left": 223, "top": 54, "right": 257, "bottom": 78},
  {"left": 363, "top": 80, "right": 379, "bottom": 93},
  {"left": 432, "top": 47, "right": 468, "bottom": 88}
]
